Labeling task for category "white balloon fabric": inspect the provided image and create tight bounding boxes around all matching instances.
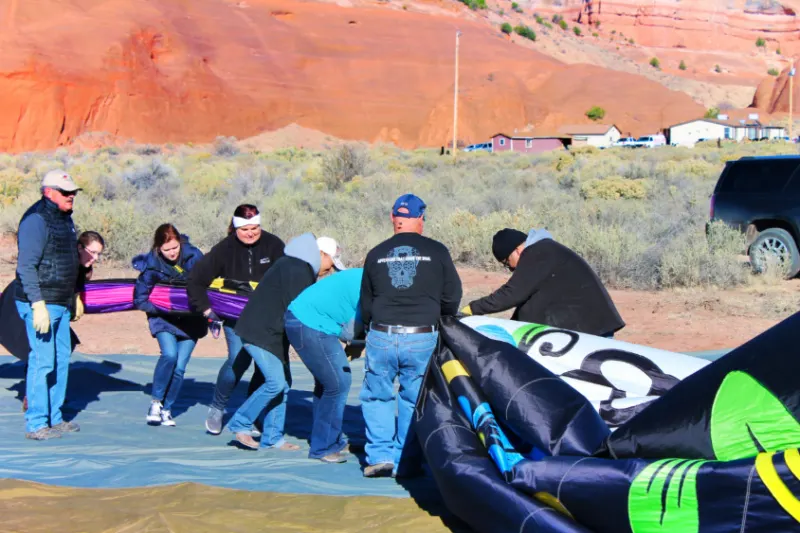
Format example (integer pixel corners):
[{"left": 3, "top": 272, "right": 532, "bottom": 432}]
[{"left": 460, "top": 316, "right": 710, "bottom": 427}]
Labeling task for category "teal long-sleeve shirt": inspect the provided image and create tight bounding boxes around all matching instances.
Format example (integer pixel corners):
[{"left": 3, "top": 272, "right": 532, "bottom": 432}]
[{"left": 288, "top": 268, "right": 363, "bottom": 338}]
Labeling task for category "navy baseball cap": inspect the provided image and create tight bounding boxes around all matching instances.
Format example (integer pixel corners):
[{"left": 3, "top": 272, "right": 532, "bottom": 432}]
[{"left": 392, "top": 194, "right": 427, "bottom": 218}]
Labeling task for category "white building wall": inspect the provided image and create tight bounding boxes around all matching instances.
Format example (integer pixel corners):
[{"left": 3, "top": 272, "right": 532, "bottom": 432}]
[
  {"left": 576, "top": 128, "right": 621, "bottom": 148},
  {"left": 669, "top": 121, "right": 730, "bottom": 146}
]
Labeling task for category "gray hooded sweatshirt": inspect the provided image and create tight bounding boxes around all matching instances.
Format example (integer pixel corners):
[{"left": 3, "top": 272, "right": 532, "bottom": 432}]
[{"left": 234, "top": 232, "right": 321, "bottom": 360}]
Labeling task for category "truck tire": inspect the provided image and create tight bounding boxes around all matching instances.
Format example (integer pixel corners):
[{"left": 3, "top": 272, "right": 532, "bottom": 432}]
[{"left": 749, "top": 228, "right": 800, "bottom": 279}]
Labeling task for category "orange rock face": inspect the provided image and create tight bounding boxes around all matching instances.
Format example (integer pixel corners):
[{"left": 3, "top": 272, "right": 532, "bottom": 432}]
[{"left": 0, "top": 0, "right": 705, "bottom": 151}]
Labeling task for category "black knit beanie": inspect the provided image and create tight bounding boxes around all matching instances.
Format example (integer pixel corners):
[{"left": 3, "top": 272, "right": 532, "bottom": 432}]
[{"left": 492, "top": 228, "right": 528, "bottom": 262}]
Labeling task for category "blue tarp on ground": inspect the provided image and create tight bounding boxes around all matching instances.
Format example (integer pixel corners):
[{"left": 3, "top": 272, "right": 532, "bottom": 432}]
[
  {"left": 0, "top": 353, "right": 429, "bottom": 498},
  {"left": 0, "top": 348, "right": 729, "bottom": 499}
]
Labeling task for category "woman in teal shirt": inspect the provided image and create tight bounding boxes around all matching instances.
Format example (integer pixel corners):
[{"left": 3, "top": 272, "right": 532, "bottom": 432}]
[{"left": 284, "top": 267, "right": 362, "bottom": 463}]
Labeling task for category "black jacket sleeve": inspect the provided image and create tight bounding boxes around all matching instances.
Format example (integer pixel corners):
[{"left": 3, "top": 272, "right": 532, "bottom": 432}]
[
  {"left": 468, "top": 250, "right": 553, "bottom": 316},
  {"left": 440, "top": 247, "right": 463, "bottom": 316},
  {"left": 187, "top": 242, "right": 225, "bottom": 313},
  {"left": 360, "top": 253, "right": 375, "bottom": 327}
]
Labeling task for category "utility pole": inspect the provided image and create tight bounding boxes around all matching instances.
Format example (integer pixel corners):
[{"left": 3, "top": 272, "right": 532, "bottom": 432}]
[
  {"left": 452, "top": 30, "right": 461, "bottom": 159},
  {"left": 790, "top": 58, "right": 795, "bottom": 141}
]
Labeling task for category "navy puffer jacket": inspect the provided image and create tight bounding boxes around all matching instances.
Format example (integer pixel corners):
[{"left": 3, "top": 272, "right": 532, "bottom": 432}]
[{"left": 132, "top": 235, "right": 208, "bottom": 340}]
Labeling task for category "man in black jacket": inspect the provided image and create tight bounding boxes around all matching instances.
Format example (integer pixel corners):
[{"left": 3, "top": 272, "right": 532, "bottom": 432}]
[
  {"left": 462, "top": 228, "right": 625, "bottom": 338},
  {"left": 359, "top": 194, "right": 462, "bottom": 477}
]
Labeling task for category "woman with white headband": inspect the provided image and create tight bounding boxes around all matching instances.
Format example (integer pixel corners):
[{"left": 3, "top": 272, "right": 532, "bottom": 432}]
[{"left": 186, "top": 204, "right": 285, "bottom": 436}]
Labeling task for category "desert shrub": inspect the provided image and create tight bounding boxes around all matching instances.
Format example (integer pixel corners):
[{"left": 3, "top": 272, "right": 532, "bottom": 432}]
[
  {"left": 756, "top": 37, "right": 766, "bottom": 47},
  {"left": 714, "top": 64, "right": 722, "bottom": 73},
  {"left": 592, "top": 32, "right": 598, "bottom": 37},
  {"left": 704, "top": 107, "right": 720, "bottom": 119},
  {"left": 511, "top": 1, "right": 521, "bottom": 11},
  {"left": 559, "top": 19, "right": 568, "bottom": 30},
  {"left": 768, "top": 68, "right": 780, "bottom": 76},
  {"left": 136, "top": 144, "right": 161, "bottom": 156},
  {"left": 679, "top": 60, "right": 687, "bottom": 70},
  {"left": 585, "top": 106, "right": 606, "bottom": 121},
  {"left": 514, "top": 25, "right": 536, "bottom": 41},
  {"left": 319, "top": 144, "right": 369, "bottom": 190},
  {"left": 573, "top": 26, "right": 581, "bottom": 36},
  {"left": 213, "top": 136, "right": 240, "bottom": 157},
  {"left": 580, "top": 177, "right": 648, "bottom": 200},
  {"left": 3, "top": 141, "right": 795, "bottom": 290},
  {"left": 649, "top": 57, "right": 660, "bottom": 69},
  {"left": 501, "top": 22, "right": 513, "bottom": 34}
]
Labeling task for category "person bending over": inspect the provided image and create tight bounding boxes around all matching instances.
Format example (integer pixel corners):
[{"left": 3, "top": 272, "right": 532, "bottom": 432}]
[
  {"left": 461, "top": 228, "right": 625, "bottom": 338},
  {"left": 227, "top": 234, "right": 338, "bottom": 450}
]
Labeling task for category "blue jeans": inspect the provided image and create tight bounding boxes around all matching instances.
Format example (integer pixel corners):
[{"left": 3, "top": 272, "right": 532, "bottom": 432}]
[
  {"left": 16, "top": 301, "right": 72, "bottom": 433},
  {"left": 359, "top": 329, "right": 438, "bottom": 468},
  {"left": 285, "top": 311, "right": 351, "bottom": 459},
  {"left": 210, "top": 323, "right": 264, "bottom": 411},
  {"left": 227, "top": 344, "right": 290, "bottom": 449},
  {"left": 152, "top": 332, "right": 197, "bottom": 411}
]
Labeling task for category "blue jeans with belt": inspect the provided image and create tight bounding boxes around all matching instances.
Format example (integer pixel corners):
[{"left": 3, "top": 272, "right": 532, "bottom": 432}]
[
  {"left": 285, "top": 311, "right": 351, "bottom": 459},
  {"left": 152, "top": 332, "right": 197, "bottom": 411},
  {"left": 359, "top": 327, "right": 438, "bottom": 469}
]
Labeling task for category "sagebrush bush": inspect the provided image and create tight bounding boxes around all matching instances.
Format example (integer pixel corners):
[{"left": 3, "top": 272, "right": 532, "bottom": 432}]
[{"left": 1, "top": 142, "right": 795, "bottom": 290}]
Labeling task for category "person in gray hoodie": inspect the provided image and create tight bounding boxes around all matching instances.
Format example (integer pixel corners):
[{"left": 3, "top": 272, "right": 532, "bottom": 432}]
[{"left": 228, "top": 233, "right": 336, "bottom": 450}]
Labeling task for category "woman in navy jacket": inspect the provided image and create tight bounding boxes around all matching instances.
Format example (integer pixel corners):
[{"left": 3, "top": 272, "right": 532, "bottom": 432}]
[{"left": 133, "top": 224, "right": 207, "bottom": 426}]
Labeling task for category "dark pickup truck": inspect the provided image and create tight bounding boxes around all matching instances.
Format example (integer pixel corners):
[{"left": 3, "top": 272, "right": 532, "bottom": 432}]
[{"left": 710, "top": 155, "right": 800, "bottom": 279}]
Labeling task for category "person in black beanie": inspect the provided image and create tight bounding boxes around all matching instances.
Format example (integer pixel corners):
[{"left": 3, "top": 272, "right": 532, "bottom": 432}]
[{"left": 461, "top": 228, "right": 625, "bottom": 338}]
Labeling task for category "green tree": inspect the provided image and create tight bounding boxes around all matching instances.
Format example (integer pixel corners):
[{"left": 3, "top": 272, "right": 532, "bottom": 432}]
[
  {"left": 704, "top": 107, "right": 720, "bottom": 119},
  {"left": 501, "top": 22, "right": 513, "bottom": 35},
  {"left": 586, "top": 106, "right": 606, "bottom": 121}
]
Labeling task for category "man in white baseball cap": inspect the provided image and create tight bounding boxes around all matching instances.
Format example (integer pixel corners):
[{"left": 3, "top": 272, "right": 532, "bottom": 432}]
[
  {"left": 14, "top": 169, "right": 83, "bottom": 441},
  {"left": 317, "top": 236, "right": 347, "bottom": 272}
]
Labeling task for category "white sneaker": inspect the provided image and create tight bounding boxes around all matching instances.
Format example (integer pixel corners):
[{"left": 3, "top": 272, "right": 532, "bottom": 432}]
[
  {"left": 160, "top": 410, "right": 176, "bottom": 427},
  {"left": 147, "top": 401, "right": 162, "bottom": 424}
]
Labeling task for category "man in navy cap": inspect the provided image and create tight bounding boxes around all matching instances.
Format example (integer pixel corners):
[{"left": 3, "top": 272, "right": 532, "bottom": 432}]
[
  {"left": 461, "top": 228, "right": 625, "bottom": 338},
  {"left": 359, "top": 193, "right": 462, "bottom": 477}
]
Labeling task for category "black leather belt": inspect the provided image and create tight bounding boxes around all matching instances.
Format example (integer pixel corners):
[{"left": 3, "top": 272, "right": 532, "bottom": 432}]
[{"left": 370, "top": 323, "right": 437, "bottom": 334}]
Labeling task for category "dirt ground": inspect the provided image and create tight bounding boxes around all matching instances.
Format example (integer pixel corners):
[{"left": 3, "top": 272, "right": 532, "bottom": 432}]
[{"left": 1, "top": 230, "right": 797, "bottom": 358}]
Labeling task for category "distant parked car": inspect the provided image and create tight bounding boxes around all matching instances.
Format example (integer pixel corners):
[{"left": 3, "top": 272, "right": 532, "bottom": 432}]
[
  {"left": 632, "top": 134, "right": 667, "bottom": 148},
  {"left": 463, "top": 142, "right": 492, "bottom": 153},
  {"left": 613, "top": 137, "right": 637, "bottom": 147},
  {"left": 709, "top": 155, "right": 800, "bottom": 278}
]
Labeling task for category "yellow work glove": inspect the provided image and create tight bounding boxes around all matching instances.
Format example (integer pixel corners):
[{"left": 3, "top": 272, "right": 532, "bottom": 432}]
[
  {"left": 460, "top": 305, "right": 473, "bottom": 316},
  {"left": 31, "top": 301, "right": 51, "bottom": 335},
  {"left": 72, "top": 295, "right": 84, "bottom": 322}
]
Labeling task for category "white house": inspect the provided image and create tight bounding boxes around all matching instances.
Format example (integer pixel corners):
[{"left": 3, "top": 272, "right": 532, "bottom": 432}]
[
  {"left": 558, "top": 124, "right": 621, "bottom": 148},
  {"left": 669, "top": 116, "right": 787, "bottom": 146}
]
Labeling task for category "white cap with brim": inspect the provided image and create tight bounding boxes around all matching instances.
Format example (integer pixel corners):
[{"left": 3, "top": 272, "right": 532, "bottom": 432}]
[
  {"left": 317, "top": 236, "right": 347, "bottom": 271},
  {"left": 41, "top": 170, "right": 81, "bottom": 192}
]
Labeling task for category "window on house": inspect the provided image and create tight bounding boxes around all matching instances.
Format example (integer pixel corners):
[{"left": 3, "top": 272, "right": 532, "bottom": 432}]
[
  {"left": 525, "top": 139, "right": 532, "bottom": 148},
  {"left": 724, "top": 128, "right": 731, "bottom": 139},
  {"left": 499, "top": 138, "right": 506, "bottom": 146}
]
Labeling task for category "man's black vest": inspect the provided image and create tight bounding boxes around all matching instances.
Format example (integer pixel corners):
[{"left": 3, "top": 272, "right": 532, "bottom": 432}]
[{"left": 15, "top": 198, "right": 79, "bottom": 305}]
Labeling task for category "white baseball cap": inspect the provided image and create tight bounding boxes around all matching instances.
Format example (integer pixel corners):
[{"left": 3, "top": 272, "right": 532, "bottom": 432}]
[
  {"left": 317, "top": 236, "right": 347, "bottom": 271},
  {"left": 41, "top": 169, "right": 81, "bottom": 192}
]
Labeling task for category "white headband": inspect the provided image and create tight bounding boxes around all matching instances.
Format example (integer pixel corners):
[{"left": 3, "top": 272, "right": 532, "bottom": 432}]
[{"left": 233, "top": 215, "right": 261, "bottom": 228}]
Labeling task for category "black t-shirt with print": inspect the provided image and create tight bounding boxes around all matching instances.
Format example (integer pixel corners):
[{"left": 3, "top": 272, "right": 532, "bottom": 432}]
[{"left": 360, "top": 232, "right": 463, "bottom": 327}]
